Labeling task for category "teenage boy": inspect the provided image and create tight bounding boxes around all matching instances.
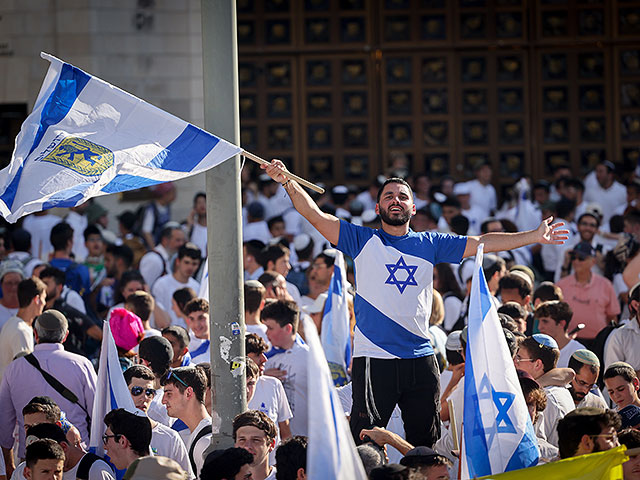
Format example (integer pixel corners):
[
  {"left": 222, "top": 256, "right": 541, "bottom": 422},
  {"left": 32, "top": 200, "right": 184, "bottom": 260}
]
[
  {"left": 604, "top": 362, "right": 640, "bottom": 410},
  {"left": 123, "top": 365, "right": 190, "bottom": 476},
  {"left": 138, "top": 335, "right": 174, "bottom": 427},
  {"left": 262, "top": 300, "right": 309, "bottom": 437},
  {"left": 514, "top": 334, "right": 575, "bottom": 447},
  {"left": 183, "top": 298, "right": 210, "bottom": 365},
  {"left": 161, "top": 366, "right": 213, "bottom": 478},
  {"left": 233, "top": 410, "right": 278, "bottom": 480},
  {"left": 162, "top": 325, "right": 191, "bottom": 368},
  {"left": 534, "top": 301, "right": 585, "bottom": 368},
  {"left": 24, "top": 439, "right": 65, "bottom": 480},
  {"left": 103, "top": 409, "right": 152, "bottom": 473},
  {"left": 244, "top": 280, "right": 269, "bottom": 345}
]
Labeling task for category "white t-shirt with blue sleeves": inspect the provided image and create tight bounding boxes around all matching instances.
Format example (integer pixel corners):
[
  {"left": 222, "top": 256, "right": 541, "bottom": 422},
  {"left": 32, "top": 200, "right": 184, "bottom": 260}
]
[{"left": 337, "top": 220, "right": 467, "bottom": 360}]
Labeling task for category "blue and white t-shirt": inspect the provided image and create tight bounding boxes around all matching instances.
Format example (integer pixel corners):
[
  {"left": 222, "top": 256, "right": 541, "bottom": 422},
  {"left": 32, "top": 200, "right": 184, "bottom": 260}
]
[{"left": 337, "top": 220, "right": 467, "bottom": 360}]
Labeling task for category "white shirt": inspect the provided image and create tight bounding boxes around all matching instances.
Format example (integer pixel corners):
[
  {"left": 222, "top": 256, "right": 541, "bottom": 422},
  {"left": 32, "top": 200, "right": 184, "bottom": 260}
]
[
  {"left": 466, "top": 179, "right": 497, "bottom": 220},
  {"left": 139, "top": 245, "right": 171, "bottom": 288},
  {"left": 246, "top": 323, "right": 270, "bottom": 346},
  {"left": 62, "top": 286, "right": 87, "bottom": 314},
  {"left": 557, "top": 339, "right": 585, "bottom": 369},
  {"left": 0, "top": 304, "right": 18, "bottom": 333},
  {"left": 188, "top": 417, "right": 213, "bottom": 479},
  {"left": 6, "top": 252, "right": 42, "bottom": 278},
  {"left": 66, "top": 211, "right": 89, "bottom": 263},
  {"left": 190, "top": 340, "right": 211, "bottom": 365},
  {"left": 22, "top": 213, "right": 61, "bottom": 261},
  {"left": 152, "top": 421, "right": 192, "bottom": 478},
  {"left": 584, "top": 173, "right": 627, "bottom": 225},
  {"left": 604, "top": 319, "right": 640, "bottom": 371},
  {"left": 190, "top": 223, "right": 208, "bottom": 257},
  {"left": 243, "top": 221, "right": 271, "bottom": 244},
  {"left": 63, "top": 455, "right": 114, "bottom": 480},
  {"left": 249, "top": 375, "right": 293, "bottom": 465},
  {"left": 264, "top": 342, "right": 310, "bottom": 436},
  {"left": 152, "top": 274, "right": 200, "bottom": 329},
  {"left": 0, "top": 315, "right": 33, "bottom": 380},
  {"left": 542, "top": 385, "right": 575, "bottom": 447}
]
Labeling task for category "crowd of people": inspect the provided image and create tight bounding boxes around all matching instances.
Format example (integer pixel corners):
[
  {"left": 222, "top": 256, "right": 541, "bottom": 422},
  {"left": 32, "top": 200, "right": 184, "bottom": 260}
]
[{"left": 0, "top": 157, "right": 640, "bottom": 479}]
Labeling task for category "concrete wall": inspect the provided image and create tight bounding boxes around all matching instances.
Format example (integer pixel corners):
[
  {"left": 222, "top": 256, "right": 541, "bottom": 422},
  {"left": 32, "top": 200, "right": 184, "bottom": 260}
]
[{"left": 0, "top": 0, "right": 211, "bottom": 227}]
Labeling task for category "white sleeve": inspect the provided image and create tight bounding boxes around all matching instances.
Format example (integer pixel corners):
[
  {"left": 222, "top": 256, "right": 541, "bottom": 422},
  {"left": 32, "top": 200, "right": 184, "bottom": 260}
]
[
  {"left": 276, "top": 378, "right": 293, "bottom": 421},
  {"left": 66, "top": 289, "right": 87, "bottom": 314},
  {"left": 603, "top": 329, "right": 624, "bottom": 368},
  {"left": 140, "top": 253, "right": 163, "bottom": 288},
  {"left": 89, "top": 460, "right": 115, "bottom": 480},
  {"left": 141, "top": 206, "right": 155, "bottom": 234}
]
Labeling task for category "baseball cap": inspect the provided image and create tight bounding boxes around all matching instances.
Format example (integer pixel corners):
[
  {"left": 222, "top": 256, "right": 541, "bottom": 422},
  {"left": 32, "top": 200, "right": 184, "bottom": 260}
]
[
  {"left": 370, "top": 464, "right": 407, "bottom": 480},
  {"left": 400, "top": 446, "right": 440, "bottom": 466},
  {"left": 138, "top": 336, "right": 174, "bottom": 374},
  {"left": 123, "top": 456, "right": 188, "bottom": 480},
  {"left": 302, "top": 293, "right": 328, "bottom": 314},
  {"left": 571, "top": 242, "right": 596, "bottom": 259},
  {"left": 0, "top": 259, "right": 25, "bottom": 282},
  {"left": 619, "top": 405, "right": 640, "bottom": 429},
  {"left": 109, "top": 308, "right": 144, "bottom": 352},
  {"left": 36, "top": 310, "right": 68, "bottom": 332}
]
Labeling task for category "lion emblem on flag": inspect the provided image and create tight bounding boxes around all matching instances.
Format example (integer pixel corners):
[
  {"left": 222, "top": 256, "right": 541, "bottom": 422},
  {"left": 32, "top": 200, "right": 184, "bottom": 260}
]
[{"left": 41, "top": 137, "right": 113, "bottom": 176}]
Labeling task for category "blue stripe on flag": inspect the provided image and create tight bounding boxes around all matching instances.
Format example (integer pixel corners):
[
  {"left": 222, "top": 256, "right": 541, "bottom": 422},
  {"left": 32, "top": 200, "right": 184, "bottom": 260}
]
[
  {"left": 42, "top": 191, "right": 86, "bottom": 211},
  {"left": 0, "top": 63, "right": 90, "bottom": 210},
  {"left": 356, "top": 296, "right": 432, "bottom": 358},
  {"left": 108, "top": 368, "right": 118, "bottom": 410},
  {"left": 146, "top": 125, "right": 219, "bottom": 172},
  {"left": 478, "top": 266, "right": 493, "bottom": 322},
  {"left": 100, "top": 174, "right": 163, "bottom": 194},
  {"left": 505, "top": 423, "right": 539, "bottom": 472}
]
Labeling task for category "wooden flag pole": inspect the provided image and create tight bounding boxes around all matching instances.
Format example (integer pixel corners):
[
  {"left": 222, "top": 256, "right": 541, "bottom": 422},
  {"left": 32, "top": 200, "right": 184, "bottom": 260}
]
[{"left": 241, "top": 149, "right": 325, "bottom": 194}]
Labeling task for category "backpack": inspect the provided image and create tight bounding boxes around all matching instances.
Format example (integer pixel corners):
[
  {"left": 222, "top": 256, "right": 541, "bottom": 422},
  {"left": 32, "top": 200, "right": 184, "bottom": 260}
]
[
  {"left": 76, "top": 453, "right": 104, "bottom": 480},
  {"left": 189, "top": 425, "right": 213, "bottom": 475}
]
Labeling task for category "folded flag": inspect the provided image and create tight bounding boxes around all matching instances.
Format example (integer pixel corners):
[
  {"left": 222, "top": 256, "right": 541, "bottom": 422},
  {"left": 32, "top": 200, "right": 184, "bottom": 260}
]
[
  {"left": 321, "top": 250, "right": 351, "bottom": 386},
  {"left": 461, "top": 243, "right": 539, "bottom": 479},
  {"left": 0, "top": 53, "right": 242, "bottom": 222}
]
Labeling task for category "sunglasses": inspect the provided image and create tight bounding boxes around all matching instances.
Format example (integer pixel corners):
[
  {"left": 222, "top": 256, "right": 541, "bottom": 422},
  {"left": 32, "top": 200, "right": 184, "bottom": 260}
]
[
  {"left": 130, "top": 386, "right": 156, "bottom": 398},
  {"left": 162, "top": 369, "right": 189, "bottom": 388}
]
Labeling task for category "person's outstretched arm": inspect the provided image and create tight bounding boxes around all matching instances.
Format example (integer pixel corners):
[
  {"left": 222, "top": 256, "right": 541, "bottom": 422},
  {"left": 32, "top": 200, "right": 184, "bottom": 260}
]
[
  {"left": 463, "top": 216, "right": 568, "bottom": 258},
  {"left": 262, "top": 159, "right": 340, "bottom": 245}
]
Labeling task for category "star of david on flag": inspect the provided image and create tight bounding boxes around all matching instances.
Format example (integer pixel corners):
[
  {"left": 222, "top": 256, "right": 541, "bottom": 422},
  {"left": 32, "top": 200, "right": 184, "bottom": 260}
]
[
  {"left": 461, "top": 243, "right": 539, "bottom": 479},
  {"left": 384, "top": 256, "right": 418, "bottom": 294}
]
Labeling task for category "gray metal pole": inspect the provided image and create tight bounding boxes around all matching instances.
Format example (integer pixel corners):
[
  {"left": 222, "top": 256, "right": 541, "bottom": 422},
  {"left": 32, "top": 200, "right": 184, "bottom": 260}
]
[{"left": 200, "top": 0, "right": 246, "bottom": 452}]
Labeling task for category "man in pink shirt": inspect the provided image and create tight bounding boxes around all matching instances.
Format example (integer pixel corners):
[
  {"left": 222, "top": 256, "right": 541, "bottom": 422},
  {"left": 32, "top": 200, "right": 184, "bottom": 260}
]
[{"left": 557, "top": 242, "right": 620, "bottom": 346}]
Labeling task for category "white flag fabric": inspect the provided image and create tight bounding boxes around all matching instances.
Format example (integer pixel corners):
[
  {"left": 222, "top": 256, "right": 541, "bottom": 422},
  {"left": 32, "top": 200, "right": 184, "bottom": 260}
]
[
  {"left": 89, "top": 319, "right": 137, "bottom": 457},
  {"left": 0, "top": 53, "right": 242, "bottom": 222},
  {"left": 320, "top": 251, "right": 351, "bottom": 386},
  {"left": 461, "top": 243, "right": 539, "bottom": 479},
  {"left": 304, "top": 316, "right": 367, "bottom": 480}
]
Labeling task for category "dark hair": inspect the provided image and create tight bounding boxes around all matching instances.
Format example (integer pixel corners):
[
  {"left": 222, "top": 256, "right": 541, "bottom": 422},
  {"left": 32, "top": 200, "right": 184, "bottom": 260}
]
[
  {"left": 232, "top": 410, "right": 277, "bottom": 442},
  {"left": 376, "top": 177, "right": 413, "bottom": 203},
  {"left": 25, "top": 438, "right": 65, "bottom": 469},
  {"left": 11, "top": 229, "right": 31, "bottom": 252},
  {"left": 480, "top": 218, "right": 502, "bottom": 234},
  {"left": 275, "top": 436, "right": 307, "bottom": 480},
  {"left": 434, "top": 264, "right": 464, "bottom": 300},
  {"left": 159, "top": 224, "right": 181, "bottom": 242},
  {"left": 619, "top": 428, "right": 640, "bottom": 449},
  {"left": 39, "top": 266, "right": 65, "bottom": 286},
  {"left": 173, "top": 287, "right": 197, "bottom": 313},
  {"left": 295, "top": 236, "right": 314, "bottom": 260},
  {"left": 162, "top": 325, "right": 190, "bottom": 349},
  {"left": 184, "top": 298, "right": 209, "bottom": 316},
  {"left": 258, "top": 270, "right": 281, "bottom": 290},
  {"left": 193, "top": 192, "right": 206, "bottom": 204},
  {"left": 568, "top": 355, "right": 599, "bottom": 377},
  {"left": 201, "top": 448, "right": 253, "bottom": 480},
  {"left": 123, "top": 365, "right": 155, "bottom": 385},
  {"left": 104, "top": 408, "right": 152, "bottom": 457},
  {"left": 246, "top": 332, "right": 269, "bottom": 356},
  {"left": 450, "top": 214, "right": 469, "bottom": 236},
  {"left": 22, "top": 401, "right": 60, "bottom": 422},
  {"left": 123, "top": 292, "right": 152, "bottom": 323},
  {"left": 556, "top": 198, "right": 576, "bottom": 221},
  {"left": 445, "top": 348, "right": 464, "bottom": 366},
  {"left": 161, "top": 367, "right": 207, "bottom": 404},
  {"left": 625, "top": 209, "right": 640, "bottom": 228},
  {"left": 17, "top": 277, "right": 46, "bottom": 309},
  {"left": 259, "top": 244, "right": 290, "bottom": 269},
  {"left": 195, "top": 363, "right": 212, "bottom": 389},
  {"left": 533, "top": 281, "right": 563, "bottom": 303},
  {"left": 119, "top": 270, "right": 145, "bottom": 292},
  {"left": 400, "top": 453, "right": 451, "bottom": 469},
  {"left": 577, "top": 212, "right": 600, "bottom": 228},
  {"left": 177, "top": 242, "right": 201, "bottom": 261},
  {"left": 499, "top": 273, "right": 532, "bottom": 299},
  {"left": 50, "top": 222, "right": 73, "bottom": 251},
  {"left": 267, "top": 215, "right": 285, "bottom": 231},
  {"left": 520, "top": 336, "right": 559, "bottom": 373},
  {"left": 83, "top": 224, "right": 102, "bottom": 242},
  {"left": 106, "top": 243, "right": 134, "bottom": 270},
  {"left": 244, "top": 240, "right": 266, "bottom": 260},
  {"left": 245, "top": 282, "right": 266, "bottom": 314},
  {"left": 498, "top": 302, "right": 526, "bottom": 321},
  {"left": 441, "top": 196, "right": 461, "bottom": 209},
  {"left": 483, "top": 255, "right": 506, "bottom": 281},
  {"left": 315, "top": 250, "right": 336, "bottom": 268},
  {"left": 261, "top": 300, "right": 299, "bottom": 332},
  {"left": 557, "top": 408, "right": 621, "bottom": 459},
  {"left": 26, "top": 422, "right": 67, "bottom": 444},
  {"left": 519, "top": 377, "right": 547, "bottom": 424},
  {"left": 246, "top": 357, "right": 259, "bottom": 379},
  {"left": 604, "top": 363, "right": 638, "bottom": 383},
  {"left": 534, "top": 301, "right": 573, "bottom": 331}
]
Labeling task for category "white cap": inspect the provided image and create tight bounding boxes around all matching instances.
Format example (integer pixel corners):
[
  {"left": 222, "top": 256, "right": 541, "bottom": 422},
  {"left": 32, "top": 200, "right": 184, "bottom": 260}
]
[
  {"left": 293, "top": 233, "right": 312, "bottom": 251},
  {"left": 453, "top": 182, "right": 471, "bottom": 196}
]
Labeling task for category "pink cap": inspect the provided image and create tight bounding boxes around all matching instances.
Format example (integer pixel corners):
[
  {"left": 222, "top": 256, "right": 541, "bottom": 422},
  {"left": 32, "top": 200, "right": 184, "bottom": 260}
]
[{"left": 109, "top": 308, "right": 144, "bottom": 352}]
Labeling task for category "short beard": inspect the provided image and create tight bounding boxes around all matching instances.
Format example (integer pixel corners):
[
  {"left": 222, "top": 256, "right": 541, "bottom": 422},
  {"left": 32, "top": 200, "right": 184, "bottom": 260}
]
[{"left": 379, "top": 207, "right": 412, "bottom": 227}]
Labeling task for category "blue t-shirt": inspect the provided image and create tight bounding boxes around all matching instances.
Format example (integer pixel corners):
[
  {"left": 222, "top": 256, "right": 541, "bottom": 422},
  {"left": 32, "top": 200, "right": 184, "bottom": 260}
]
[
  {"left": 50, "top": 258, "right": 92, "bottom": 298},
  {"left": 337, "top": 220, "right": 467, "bottom": 359}
]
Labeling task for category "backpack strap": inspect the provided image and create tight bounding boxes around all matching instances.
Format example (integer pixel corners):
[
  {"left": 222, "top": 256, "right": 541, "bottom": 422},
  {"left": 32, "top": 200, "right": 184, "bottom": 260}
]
[
  {"left": 76, "top": 453, "right": 103, "bottom": 480},
  {"left": 188, "top": 425, "right": 213, "bottom": 475}
]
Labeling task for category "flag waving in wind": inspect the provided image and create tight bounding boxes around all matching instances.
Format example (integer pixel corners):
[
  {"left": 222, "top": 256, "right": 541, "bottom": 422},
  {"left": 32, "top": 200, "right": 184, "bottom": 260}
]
[
  {"left": 304, "top": 316, "right": 367, "bottom": 480},
  {"left": 461, "top": 243, "right": 539, "bottom": 479},
  {"left": 89, "top": 319, "right": 137, "bottom": 458},
  {"left": 0, "top": 53, "right": 242, "bottom": 222},
  {"left": 320, "top": 250, "right": 352, "bottom": 386}
]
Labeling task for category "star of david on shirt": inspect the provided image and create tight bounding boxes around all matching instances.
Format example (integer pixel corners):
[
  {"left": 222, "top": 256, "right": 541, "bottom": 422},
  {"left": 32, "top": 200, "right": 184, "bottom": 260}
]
[
  {"left": 384, "top": 256, "right": 418, "bottom": 294},
  {"left": 471, "top": 374, "right": 516, "bottom": 449}
]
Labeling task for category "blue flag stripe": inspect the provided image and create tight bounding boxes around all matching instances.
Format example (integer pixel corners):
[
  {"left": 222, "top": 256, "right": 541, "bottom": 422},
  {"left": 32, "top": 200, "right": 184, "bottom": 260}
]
[
  {"left": 478, "top": 265, "right": 493, "bottom": 321},
  {"left": 100, "top": 174, "right": 163, "bottom": 194},
  {"left": 146, "top": 124, "right": 219, "bottom": 172},
  {"left": 356, "top": 296, "right": 432, "bottom": 358},
  {"left": 0, "top": 63, "right": 90, "bottom": 210},
  {"left": 42, "top": 191, "right": 87, "bottom": 211},
  {"left": 505, "top": 424, "right": 539, "bottom": 472}
]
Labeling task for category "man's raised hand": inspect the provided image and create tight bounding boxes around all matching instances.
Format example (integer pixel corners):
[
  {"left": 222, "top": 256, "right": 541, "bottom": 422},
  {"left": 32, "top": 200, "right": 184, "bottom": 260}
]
[
  {"left": 538, "top": 216, "right": 569, "bottom": 245},
  {"left": 261, "top": 159, "right": 288, "bottom": 185}
]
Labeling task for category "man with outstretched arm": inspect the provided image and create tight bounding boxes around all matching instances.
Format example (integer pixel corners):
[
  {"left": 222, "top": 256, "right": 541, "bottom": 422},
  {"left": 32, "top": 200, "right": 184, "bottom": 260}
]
[{"left": 262, "top": 159, "right": 568, "bottom": 448}]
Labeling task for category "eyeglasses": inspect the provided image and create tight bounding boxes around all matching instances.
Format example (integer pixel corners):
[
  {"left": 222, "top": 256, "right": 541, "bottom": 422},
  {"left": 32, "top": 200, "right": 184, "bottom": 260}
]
[
  {"left": 574, "top": 378, "right": 595, "bottom": 389},
  {"left": 163, "top": 369, "right": 189, "bottom": 388},
  {"left": 102, "top": 433, "right": 121, "bottom": 445},
  {"left": 130, "top": 386, "right": 156, "bottom": 398}
]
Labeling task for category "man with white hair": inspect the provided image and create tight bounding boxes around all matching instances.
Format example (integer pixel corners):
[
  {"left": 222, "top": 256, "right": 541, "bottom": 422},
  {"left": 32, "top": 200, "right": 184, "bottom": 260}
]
[{"left": 0, "top": 309, "right": 97, "bottom": 476}]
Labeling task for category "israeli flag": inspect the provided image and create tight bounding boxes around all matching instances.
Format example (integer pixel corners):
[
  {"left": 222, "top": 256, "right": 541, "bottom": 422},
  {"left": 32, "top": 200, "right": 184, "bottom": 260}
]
[
  {"left": 0, "top": 53, "right": 242, "bottom": 222},
  {"left": 89, "top": 319, "right": 137, "bottom": 458},
  {"left": 321, "top": 250, "right": 351, "bottom": 386},
  {"left": 304, "top": 316, "right": 367, "bottom": 480},
  {"left": 461, "top": 244, "right": 539, "bottom": 479}
]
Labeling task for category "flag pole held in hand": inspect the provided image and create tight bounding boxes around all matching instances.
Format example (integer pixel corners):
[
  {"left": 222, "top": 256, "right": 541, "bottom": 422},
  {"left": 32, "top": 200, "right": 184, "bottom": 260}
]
[{"left": 241, "top": 150, "right": 325, "bottom": 194}]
